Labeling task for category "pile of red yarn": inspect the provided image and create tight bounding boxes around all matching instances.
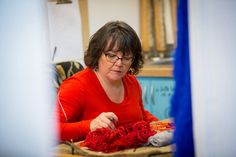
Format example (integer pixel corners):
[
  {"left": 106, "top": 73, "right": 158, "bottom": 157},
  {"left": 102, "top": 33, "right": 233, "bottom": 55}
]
[{"left": 83, "top": 121, "right": 155, "bottom": 153}]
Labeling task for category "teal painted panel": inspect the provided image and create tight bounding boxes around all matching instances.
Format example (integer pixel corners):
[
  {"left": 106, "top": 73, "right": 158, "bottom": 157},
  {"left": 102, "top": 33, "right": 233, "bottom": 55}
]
[
  {"left": 139, "top": 79, "right": 152, "bottom": 112},
  {"left": 137, "top": 77, "right": 175, "bottom": 120}
]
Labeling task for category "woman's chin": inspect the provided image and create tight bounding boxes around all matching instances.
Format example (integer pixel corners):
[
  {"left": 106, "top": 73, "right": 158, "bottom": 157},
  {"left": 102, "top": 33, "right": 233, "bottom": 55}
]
[{"left": 108, "top": 75, "right": 123, "bottom": 82}]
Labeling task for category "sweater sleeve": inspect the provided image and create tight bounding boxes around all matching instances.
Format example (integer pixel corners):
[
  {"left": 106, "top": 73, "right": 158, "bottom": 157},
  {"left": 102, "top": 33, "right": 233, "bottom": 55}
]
[
  {"left": 54, "top": 77, "right": 91, "bottom": 142},
  {"left": 143, "top": 110, "right": 159, "bottom": 122},
  {"left": 59, "top": 119, "right": 92, "bottom": 142}
]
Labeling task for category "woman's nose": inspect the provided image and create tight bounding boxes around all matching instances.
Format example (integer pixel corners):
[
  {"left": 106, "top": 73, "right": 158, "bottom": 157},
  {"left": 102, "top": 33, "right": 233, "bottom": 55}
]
[{"left": 114, "top": 58, "right": 123, "bottom": 66}]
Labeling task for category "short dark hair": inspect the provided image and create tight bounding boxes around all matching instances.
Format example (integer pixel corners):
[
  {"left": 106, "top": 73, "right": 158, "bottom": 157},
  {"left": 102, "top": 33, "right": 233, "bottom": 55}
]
[{"left": 84, "top": 21, "right": 143, "bottom": 75}]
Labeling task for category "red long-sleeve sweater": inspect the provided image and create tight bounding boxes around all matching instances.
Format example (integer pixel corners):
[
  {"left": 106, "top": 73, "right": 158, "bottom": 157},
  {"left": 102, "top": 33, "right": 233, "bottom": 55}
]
[{"left": 54, "top": 68, "right": 158, "bottom": 142}]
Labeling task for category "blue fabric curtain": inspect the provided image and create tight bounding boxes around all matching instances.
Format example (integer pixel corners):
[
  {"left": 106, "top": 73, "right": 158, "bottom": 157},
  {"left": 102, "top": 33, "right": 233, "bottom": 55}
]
[{"left": 170, "top": 0, "right": 195, "bottom": 156}]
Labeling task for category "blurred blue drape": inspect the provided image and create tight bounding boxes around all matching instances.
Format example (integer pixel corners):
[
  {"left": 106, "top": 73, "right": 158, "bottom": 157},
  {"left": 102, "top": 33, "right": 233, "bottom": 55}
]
[{"left": 170, "top": 0, "right": 195, "bottom": 156}]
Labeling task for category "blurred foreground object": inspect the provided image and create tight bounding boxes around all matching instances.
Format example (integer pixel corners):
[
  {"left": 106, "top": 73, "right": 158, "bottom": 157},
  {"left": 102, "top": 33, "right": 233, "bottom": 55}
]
[{"left": 0, "top": 1, "right": 56, "bottom": 156}]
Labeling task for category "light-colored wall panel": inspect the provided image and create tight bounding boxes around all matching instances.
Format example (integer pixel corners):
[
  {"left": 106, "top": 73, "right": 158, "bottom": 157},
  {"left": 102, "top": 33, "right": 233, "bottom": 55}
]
[{"left": 88, "top": 0, "right": 140, "bottom": 37}]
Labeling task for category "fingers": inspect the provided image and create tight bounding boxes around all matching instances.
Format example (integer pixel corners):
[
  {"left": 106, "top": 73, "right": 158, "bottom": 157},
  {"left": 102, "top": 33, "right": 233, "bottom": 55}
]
[
  {"left": 107, "top": 112, "right": 118, "bottom": 123},
  {"left": 99, "top": 116, "right": 116, "bottom": 130},
  {"left": 90, "top": 112, "right": 118, "bottom": 131}
]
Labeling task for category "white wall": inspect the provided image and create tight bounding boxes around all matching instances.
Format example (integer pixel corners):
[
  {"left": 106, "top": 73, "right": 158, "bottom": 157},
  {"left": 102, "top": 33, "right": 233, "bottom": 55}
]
[
  {"left": 47, "top": 0, "right": 140, "bottom": 65},
  {"left": 88, "top": 0, "right": 140, "bottom": 37},
  {"left": 189, "top": 0, "right": 236, "bottom": 156},
  {"left": 0, "top": 0, "right": 56, "bottom": 157},
  {"left": 48, "top": 0, "right": 84, "bottom": 64}
]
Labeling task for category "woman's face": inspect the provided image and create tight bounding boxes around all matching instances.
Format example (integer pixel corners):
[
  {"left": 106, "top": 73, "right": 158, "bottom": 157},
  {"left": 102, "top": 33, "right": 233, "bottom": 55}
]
[{"left": 97, "top": 50, "right": 133, "bottom": 82}]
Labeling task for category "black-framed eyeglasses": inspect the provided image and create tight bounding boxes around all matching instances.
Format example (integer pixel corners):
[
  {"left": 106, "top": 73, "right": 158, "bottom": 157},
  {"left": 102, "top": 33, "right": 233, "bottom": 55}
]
[{"left": 104, "top": 52, "right": 134, "bottom": 65}]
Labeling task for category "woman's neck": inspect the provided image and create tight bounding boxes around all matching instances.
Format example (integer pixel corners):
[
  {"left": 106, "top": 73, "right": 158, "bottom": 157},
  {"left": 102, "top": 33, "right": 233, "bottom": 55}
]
[{"left": 94, "top": 70, "right": 124, "bottom": 103}]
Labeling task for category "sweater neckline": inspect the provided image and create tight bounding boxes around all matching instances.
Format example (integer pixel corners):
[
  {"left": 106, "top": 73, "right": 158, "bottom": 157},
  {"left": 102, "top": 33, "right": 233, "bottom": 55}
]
[{"left": 89, "top": 68, "right": 128, "bottom": 105}]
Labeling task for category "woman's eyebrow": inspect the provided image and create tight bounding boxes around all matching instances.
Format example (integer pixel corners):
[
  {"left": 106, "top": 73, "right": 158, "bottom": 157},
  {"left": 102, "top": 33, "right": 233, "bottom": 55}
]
[{"left": 106, "top": 50, "right": 132, "bottom": 56}]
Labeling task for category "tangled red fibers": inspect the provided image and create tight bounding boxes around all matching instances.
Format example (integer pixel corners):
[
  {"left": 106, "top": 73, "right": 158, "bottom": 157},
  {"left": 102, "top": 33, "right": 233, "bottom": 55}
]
[{"left": 83, "top": 121, "right": 155, "bottom": 153}]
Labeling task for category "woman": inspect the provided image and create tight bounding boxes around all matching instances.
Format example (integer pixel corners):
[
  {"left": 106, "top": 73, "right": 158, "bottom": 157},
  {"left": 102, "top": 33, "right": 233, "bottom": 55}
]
[{"left": 55, "top": 21, "right": 158, "bottom": 142}]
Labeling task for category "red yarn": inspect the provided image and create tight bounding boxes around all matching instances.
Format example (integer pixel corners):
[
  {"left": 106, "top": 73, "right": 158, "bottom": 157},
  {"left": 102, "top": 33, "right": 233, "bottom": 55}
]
[{"left": 83, "top": 121, "right": 155, "bottom": 153}]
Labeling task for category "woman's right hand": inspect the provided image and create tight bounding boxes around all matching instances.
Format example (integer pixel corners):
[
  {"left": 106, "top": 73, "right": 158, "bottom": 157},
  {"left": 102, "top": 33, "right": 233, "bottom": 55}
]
[{"left": 90, "top": 112, "right": 118, "bottom": 131}]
